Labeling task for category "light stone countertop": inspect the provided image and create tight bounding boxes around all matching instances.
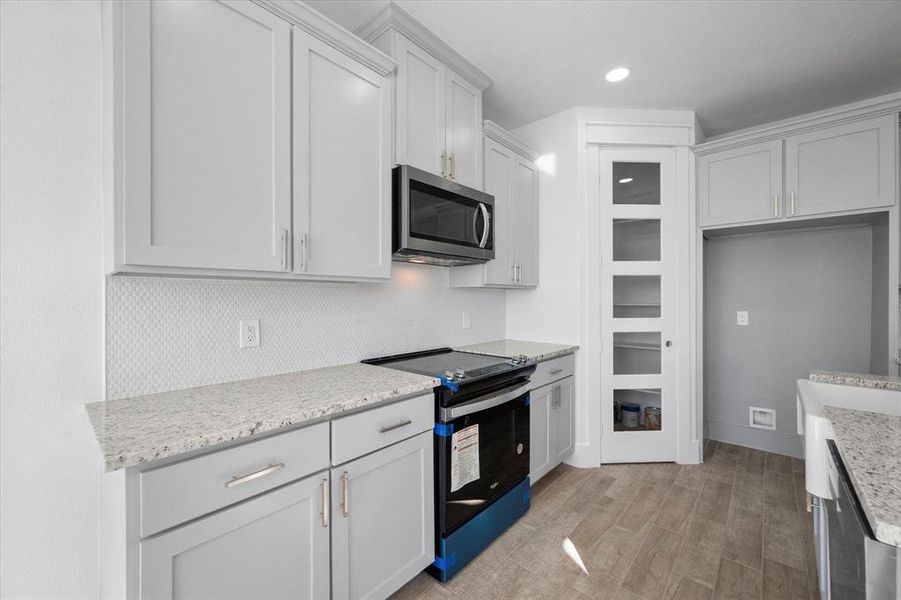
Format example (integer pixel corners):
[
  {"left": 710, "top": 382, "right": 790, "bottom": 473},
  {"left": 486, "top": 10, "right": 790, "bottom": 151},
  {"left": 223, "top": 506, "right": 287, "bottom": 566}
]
[
  {"left": 810, "top": 370, "right": 901, "bottom": 392},
  {"left": 86, "top": 363, "right": 439, "bottom": 472},
  {"left": 456, "top": 339, "right": 579, "bottom": 362},
  {"left": 824, "top": 405, "right": 901, "bottom": 547}
]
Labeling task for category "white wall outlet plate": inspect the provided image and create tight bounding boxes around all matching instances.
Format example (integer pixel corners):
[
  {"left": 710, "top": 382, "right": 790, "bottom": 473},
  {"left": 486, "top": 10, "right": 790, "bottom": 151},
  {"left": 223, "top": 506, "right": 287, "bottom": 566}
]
[
  {"left": 239, "top": 320, "right": 260, "bottom": 348},
  {"left": 736, "top": 310, "right": 749, "bottom": 326},
  {"left": 462, "top": 310, "right": 471, "bottom": 330}
]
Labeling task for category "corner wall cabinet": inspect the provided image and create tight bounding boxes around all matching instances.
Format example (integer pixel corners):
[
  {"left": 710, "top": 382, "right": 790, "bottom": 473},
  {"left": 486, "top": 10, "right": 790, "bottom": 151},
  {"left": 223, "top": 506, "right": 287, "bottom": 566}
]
[
  {"left": 698, "top": 114, "right": 897, "bottom": 228},
  {"left": 529, "top": 355, "right": 576, "bottom": 483},
  {"left": 103, "top": 0, "right": 395, "bottom": 280},
  {"left": 450, "top": 121, "right": 540, "bottom": 288},
  {"left": 104, "top": 394, "right": 434, "bottom": 600},
  {"left": 357, "top": 3, "right": 492, "bottom": 190}
]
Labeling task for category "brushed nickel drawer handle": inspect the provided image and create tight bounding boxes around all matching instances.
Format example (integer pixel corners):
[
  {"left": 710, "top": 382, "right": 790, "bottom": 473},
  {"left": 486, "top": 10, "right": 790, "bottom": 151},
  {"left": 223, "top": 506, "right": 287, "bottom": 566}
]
[
  {"left": 321, "top": 478, "right": 329, "bottom": 527},
  {"left": 550, "top": 368, "right": 564, "bottom": 375},
  {"left": 379, "top": 419, "right": 413, "bottom": 434},
  {"left": 224, "top": 463, "right": 284, "bottom": 489},
  {"left": 341, "top": 471, "right": 350, "bottom": 517}
]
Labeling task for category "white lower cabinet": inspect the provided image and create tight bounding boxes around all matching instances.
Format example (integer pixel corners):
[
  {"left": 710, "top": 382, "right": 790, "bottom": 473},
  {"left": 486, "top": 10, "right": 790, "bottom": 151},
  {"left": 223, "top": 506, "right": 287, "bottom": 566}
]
[
  {"left": 140, "top": 473, "right": 330, "bottom": 600},
  {"left": 330, "top": 431, "right": 435, "bottom": 600},
  {"left": 529, "top": 373, "right": 575, "bottom": 483}
]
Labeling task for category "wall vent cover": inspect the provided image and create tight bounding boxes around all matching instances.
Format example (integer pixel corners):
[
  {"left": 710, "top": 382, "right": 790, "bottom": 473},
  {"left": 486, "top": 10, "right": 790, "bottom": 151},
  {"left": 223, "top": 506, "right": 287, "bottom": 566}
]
[{"left": 749, "top": 407, "right": 776, "bottom": 430}]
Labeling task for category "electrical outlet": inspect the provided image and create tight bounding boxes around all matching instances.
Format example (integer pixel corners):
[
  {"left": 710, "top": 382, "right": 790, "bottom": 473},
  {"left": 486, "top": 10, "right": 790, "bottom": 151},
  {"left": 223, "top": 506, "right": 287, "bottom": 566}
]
[
  {"left": 736, "top": 310, "right": 749, "bottom": 326},
  {"left": 462, "top": 310, "right": 471, "bottom": 329},
  {"left": 239, "top": 320, "right": 260, "bottom": 348}
]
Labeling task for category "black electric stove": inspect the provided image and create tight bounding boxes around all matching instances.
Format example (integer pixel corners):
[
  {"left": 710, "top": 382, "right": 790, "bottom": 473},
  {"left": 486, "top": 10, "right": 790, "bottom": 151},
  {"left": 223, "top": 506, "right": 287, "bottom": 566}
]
[{"left": 362, "top": 348, "right": 535, "bottom": 582}]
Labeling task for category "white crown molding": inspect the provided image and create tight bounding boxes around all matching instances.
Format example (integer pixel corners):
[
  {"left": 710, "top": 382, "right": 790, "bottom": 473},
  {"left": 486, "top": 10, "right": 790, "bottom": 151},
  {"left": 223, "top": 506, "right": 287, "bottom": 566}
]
[
  {"left": 483, "top": 120, "right": 541, "bottom": 161},
  {"left": 355, "top": 2, "right": 492, "bottom": 91},
  {"left": 254, "top": 0, "right": 397, "bottom": 76},
  {"left": 695, "top": 90, "right": 901, "bottom": 155}
]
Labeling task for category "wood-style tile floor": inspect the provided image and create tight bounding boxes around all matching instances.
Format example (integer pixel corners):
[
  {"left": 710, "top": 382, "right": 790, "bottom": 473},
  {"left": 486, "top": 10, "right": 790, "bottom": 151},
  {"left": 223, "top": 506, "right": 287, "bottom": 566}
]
[{"left": 390, "top": 440, "right": 817, "bottom": 600}]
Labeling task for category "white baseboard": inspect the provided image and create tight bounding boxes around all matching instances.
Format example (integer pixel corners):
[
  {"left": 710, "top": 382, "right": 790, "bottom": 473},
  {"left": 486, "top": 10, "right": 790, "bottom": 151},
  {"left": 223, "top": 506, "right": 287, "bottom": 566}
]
[{"left": 706, "top": 419, "right": 803, "bottom": 459}]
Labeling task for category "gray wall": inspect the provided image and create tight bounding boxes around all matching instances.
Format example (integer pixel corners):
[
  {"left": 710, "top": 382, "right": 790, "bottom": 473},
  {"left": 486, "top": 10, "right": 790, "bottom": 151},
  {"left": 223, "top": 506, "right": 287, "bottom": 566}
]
[
  {"left": 704, "top": 225, "right": 874, "bottom": 457},
  {"left": 870, "top": 216, "right": 889, "bottom": 375}
]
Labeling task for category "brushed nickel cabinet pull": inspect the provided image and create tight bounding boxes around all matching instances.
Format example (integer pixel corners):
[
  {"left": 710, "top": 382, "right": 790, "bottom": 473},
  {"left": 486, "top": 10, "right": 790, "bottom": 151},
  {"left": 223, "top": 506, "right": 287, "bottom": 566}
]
[
  {"left": 224, "top": 463, "right": 284, "bottom": 489},
  {"left": 550, "top": 368, "right": 564, "bottom": 375},
  {"left": 341, "top": 471, "right": 350, "bottom": 517},
  {"left": 773, "top": 194, "right": 779, "bottom": 217},
  {"left": 321, "top": 478, "right": 329, "bottom": 527},
  {"left": 379, "top": 419, "right": 413, "bottom": 434},
  {"left": 449, "top": 153, "right": 456, "bottom": 179},
  {"left": 440, "top": 151, "right": 447, "bottom": 177},
  {"left": 790, "top": 192, "right": 796, "bottom": 216}
]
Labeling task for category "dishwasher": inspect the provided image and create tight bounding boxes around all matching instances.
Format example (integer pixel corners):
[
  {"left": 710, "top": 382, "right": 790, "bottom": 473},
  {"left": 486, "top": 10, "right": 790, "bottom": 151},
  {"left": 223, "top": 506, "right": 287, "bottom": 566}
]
[{"left": 825, "top": 440, "right": 898, "bottom": 599}]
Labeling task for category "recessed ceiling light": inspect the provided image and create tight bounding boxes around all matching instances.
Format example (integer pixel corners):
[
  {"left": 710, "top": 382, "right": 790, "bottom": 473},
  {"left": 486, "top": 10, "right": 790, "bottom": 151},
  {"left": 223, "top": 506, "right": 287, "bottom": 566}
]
[
  {"left": 605, "top": 67, "right": 630, "bottom": 83},
  {"left": 618, "top": 177, "right": 633, "bottom": 184}
]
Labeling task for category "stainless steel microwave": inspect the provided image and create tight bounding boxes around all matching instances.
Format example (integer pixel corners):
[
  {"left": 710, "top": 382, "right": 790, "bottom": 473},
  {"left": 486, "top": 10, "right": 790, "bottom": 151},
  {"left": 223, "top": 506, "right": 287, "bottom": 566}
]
[{"left": 392, "top": 165, "right": 495, "bottom": 266}]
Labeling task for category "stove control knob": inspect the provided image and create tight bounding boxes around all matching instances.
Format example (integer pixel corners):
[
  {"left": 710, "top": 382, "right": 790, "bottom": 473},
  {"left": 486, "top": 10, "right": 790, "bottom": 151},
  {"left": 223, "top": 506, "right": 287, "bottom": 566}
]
[
  {"left": 444, "top": 370, "right": 455, "bottom": 380},
  {"left": 454, "top": 368, "right": 465, "bottom": 379}
]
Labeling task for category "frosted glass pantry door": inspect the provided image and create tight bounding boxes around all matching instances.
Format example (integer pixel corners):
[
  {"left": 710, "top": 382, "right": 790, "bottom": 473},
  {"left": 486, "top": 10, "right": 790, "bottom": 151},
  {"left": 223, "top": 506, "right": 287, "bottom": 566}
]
[{"left": 599, "top": 148, "right": 678, "bottom": 463}]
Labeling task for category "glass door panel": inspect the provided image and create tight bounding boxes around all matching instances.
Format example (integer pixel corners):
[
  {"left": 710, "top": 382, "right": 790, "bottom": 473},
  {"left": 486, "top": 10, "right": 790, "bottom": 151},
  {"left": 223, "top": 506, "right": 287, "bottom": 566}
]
[
  {"left": 613, "top": 276, "right": 661, "bottom": 318},
  {"left": 613, "top": 388, "right": 662, "bottom": 432},
  {"left": 612, "top": 219, "right": 660, "bottom": 261},
  {"left": 613, "top": 332, "right": 661, "bottom": 374},
  {"left": 613, "top": 163, "right": 661, "bottom": 205}
]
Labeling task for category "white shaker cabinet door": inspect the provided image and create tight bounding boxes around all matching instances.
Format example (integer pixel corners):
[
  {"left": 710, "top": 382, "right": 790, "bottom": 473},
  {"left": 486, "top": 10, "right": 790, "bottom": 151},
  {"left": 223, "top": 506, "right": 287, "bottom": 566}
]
[
  {"left": 698, "top": 139, "right": 783, "bottom": 227},
  {"left": 395, "top": 36, "right": 446, "bottom": 176},
  {"left": 554, "top": 377, "right": 575, "bottom": 463},
  {"left": 140, "top": 474, "right": 330, "bottom": 600},
  {"left": 293, "top": 29, "right": 392, "bottom": 279},
  {"left": 483, "top": 138, "right": 515, "bottom": 285},
  {"left": 511, "top": 154, "right": 540, "bottom": 287},
  {"left": 529, "top": 383, "right": 554, "bottom": 483},
  {"left": 785, "top": 114, "right": 897, "bottom": 217},
  {"left": 120, "top": 0, "right": 292, "bottom": 272},
  {"left": 445, "top": 71, "right": 483, "bottom": 189},
  {"left": 330, "top": 431, "right": 434, "bottom": 600}
]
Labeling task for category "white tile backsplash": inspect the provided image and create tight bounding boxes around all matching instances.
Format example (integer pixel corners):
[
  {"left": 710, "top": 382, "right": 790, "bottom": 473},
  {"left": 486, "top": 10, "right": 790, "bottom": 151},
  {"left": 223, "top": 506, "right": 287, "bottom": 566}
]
[{"left": 105, "top": 264, "right": 506, "bottom": 399}]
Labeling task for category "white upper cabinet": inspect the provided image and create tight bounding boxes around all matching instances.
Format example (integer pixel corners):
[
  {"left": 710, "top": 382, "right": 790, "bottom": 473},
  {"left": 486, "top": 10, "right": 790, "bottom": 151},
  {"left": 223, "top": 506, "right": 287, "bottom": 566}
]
[
  {"left": 511, "top": 154, "right": 540, "bottom": 287},
  {"left": 118, "top": 0, "right": 293, "bottom": 272},
  {"left": 104, "top": 0, "right": 396, "bottom": 280},
  {"left": 785, "top": 114, "right": 897, "bottom": 217},
  {"left": 357, "top": 3, "right": 491, "bottom": 190},
  {"left": 450, "top": 122, "right": 540, "bottom": 289},
  {"left": 292, "top": 29, "right": 392, "bottom": 279},
  {"left": 698, "top": 140, "right": 783, "bottom": 227},
  {"left": 697, "top": 111, "right": 899, "bottom": 229},
  {"left": 445, "top": 72, "right": 483, "bottom": 188},
  {"left": 394, "top": 35, "right": 446, "bottom": 176}
]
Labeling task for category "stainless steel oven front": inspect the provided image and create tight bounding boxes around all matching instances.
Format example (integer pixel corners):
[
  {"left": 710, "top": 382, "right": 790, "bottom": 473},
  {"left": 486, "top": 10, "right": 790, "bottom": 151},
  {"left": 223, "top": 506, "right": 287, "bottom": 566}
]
[{"left": 392, "top": 164, "right": 495, "bottom": 265}]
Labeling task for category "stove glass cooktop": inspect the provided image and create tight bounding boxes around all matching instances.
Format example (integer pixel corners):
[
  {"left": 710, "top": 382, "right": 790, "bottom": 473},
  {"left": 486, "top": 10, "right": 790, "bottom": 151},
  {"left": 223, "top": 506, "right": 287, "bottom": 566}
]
[{"left": 363, "top": 348, "right": 524, "bottom": 382}]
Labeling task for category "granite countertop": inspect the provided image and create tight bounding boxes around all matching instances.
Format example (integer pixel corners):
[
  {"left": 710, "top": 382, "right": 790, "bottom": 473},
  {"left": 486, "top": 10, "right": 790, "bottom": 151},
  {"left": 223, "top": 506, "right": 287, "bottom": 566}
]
[
  {"left": 824, "top": 405, "right": 901, "bottom": 547},
  {"left": 810, "top": 370, "right": 901, "bottom": 392},
  {"left": 86, "top": 363, "right": 439, "bottom": 472},
  {"left": 456, "top": 339, "right": 578, "bottom": 362}
]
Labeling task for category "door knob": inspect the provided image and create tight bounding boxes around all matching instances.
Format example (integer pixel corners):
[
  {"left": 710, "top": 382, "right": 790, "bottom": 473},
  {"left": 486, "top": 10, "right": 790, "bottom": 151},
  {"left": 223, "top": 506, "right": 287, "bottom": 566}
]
[{"left": 665, "top": 340, "right": 673, "bottom": 348}]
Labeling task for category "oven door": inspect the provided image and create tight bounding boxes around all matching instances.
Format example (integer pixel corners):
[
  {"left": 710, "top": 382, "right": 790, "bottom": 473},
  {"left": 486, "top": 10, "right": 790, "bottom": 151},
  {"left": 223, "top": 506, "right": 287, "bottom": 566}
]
[
  {"left": 436, "top": 382, "right": 530, "bottom": 535},
  {"left": 394, "top": 165, "right": 494, "bottom": 262}
]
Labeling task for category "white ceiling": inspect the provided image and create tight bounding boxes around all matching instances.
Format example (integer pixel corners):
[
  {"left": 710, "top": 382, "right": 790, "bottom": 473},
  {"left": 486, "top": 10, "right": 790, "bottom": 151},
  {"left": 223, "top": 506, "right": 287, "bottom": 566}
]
[{"left": 307, "top": 1, "right": 901, "bottom": 138}]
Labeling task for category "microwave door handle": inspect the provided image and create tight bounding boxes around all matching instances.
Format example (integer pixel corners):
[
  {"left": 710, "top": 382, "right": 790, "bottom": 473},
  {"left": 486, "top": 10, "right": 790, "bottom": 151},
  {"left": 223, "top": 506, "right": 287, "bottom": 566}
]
[
  {"left": 440, "top": 382, "right": 531, "bottom": 421},
  {"left": 471, "top": 206, "right": 480, "bottom": 246},
  {"left": 478, "top": 203, "right": 490, "bottom": 249}
]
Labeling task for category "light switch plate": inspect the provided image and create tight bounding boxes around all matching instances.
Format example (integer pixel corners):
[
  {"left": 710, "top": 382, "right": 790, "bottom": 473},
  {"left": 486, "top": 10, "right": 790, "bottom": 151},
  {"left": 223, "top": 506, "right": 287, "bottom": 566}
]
[
  {"left": 736, "top": 310, "right": 749, "bottom": 326},
  {"left": 462, "top": 310, "right": 471, "bottom": 330}
]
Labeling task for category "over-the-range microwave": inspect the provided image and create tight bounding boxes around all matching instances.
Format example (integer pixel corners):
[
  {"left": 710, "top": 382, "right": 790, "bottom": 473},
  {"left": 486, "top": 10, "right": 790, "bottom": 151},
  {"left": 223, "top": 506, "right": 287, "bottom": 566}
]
[{"left": 392, "top": 164, "right": 495, "bottom": 266}]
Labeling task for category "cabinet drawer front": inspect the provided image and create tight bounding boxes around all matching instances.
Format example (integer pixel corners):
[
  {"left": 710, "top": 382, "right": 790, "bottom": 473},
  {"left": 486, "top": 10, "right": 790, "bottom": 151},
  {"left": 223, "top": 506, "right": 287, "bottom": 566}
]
[
  {"left": 141, "top": 422, "right": 329, "bottom": 537},
  {"left": 531, "top": 354, "right": 575, "bottom": 389},
  {"left": 331, "top": 394, "right": 433, "bottom": 465}
]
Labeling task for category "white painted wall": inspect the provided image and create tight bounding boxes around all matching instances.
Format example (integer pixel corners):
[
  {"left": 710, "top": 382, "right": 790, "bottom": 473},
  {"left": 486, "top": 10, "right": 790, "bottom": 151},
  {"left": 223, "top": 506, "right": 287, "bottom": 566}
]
[{"left": 0, "top": 2, "right": 104, "bottom": 597}]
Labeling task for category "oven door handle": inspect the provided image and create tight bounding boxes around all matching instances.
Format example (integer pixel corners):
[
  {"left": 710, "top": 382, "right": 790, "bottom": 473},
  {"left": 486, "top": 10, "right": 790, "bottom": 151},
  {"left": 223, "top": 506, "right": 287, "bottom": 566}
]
[{"left": 440, "top": 382, "right": 531, "bottom": 421}]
